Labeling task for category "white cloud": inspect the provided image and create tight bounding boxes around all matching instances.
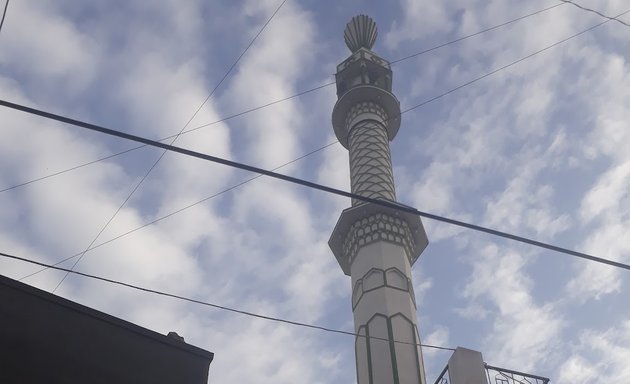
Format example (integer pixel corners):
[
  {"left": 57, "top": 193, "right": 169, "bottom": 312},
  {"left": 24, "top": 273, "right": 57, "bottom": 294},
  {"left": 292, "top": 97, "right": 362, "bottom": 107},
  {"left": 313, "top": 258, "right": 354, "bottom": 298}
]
[
  {"left": 558, "top": 321, "right": 630, "bottom": 384},
  {"left": 453, "top": 303, "right": 489, "bottom": 320},
  {"left": 462, "top": 244, "right": 564, "bottom": 371},
  {"left": 581, "top": 163, "right": 630, "bottom": 221},
  {"left": 558, "top": 355, "right": 599, "bottom": 383},
  {"left": 384, "top": 0, "right": 454, "bottom": 49},
  {"left": 0, "top": 1, "right": 101, "bottom": 94},
  {"left": 566, "top": 220, "right": 628, "bottom": 300},
  {"left": 565, "top": 41, "right": 630, "bottom": 301},
  {"left": 423, "top": 325, "right": 450, "bottom": 359},
  {"left": 225, "top": 0, "right": 319, "bottom": 169}
]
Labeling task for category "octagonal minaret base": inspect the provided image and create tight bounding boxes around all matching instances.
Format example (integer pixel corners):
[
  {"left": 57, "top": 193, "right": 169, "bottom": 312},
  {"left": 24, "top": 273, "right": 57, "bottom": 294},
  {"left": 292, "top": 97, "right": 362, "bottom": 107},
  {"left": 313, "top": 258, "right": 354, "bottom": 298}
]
[
  {"left": 353, "top": 242, "right": 425, "bottom": 384},
  {"left": 330, "top": 203, "right": 428, "bottom": 384}
]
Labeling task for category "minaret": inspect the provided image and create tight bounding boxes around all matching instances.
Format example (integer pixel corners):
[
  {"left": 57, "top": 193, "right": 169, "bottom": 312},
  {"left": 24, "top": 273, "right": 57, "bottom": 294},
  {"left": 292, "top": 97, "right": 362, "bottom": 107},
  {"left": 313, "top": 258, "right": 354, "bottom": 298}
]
[{"left": 328, "top": 15, "right": 429, "bottom": 384}]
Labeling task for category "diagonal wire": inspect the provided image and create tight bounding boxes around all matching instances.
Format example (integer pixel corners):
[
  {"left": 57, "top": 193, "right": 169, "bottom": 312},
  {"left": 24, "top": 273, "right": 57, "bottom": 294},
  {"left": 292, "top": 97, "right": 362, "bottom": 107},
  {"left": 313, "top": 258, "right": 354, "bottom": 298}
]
[
  {"left": 10, "top": 7, "right": 630, "bottom": 281},
  {"left": 561, "top": 0, "right": 630, "bottom": 28},
  {"left": 0, "top": 145, "right": 146, "bottom": 193},
  {"left": 18, "top": 141, "right": 337, "bottom": 281},
  {"left": 390, "top": 1, "right": 566, "bottom": 64},
  {"left": 398, "top": 8, "right": 630, "bottom": 116},
  {"left": 0, "top": 1, "right": 569, "bottom": 194},
  {"left": 2, "top": 99, "right": 630, "bottom": 272},
  {"left": 0, "top": 251, "right": 456, "bottom": 352},
  {"left": 0, "top": 0, "right": 9, "bottom": 34},
  {"left": 0, "top": 82, "right": 331, "bottom": 194},
  {"left": 50, "top": 0, "right": 289, "bottom": 293}
]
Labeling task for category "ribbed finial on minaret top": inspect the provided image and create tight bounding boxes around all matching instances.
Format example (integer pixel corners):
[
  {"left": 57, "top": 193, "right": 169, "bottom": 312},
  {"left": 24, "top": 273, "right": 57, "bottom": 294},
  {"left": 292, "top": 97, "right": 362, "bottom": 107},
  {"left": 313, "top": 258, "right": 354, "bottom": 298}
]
[{"left": 344, "top": 15, "right": 378, "bottom": 52}]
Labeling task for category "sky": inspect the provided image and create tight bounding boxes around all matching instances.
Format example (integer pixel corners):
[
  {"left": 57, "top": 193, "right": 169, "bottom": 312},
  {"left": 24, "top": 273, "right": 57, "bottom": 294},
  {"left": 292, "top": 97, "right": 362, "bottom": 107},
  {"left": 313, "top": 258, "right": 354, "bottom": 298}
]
[{"left": 0, "top": 0, "right": 629, "bottom": 383}]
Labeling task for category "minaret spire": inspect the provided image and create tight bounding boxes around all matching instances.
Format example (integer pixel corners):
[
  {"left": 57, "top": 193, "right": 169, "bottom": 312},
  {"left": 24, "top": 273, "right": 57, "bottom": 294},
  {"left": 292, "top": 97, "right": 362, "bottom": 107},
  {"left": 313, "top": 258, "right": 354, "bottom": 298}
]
[{"left": 329, "top": 15, "right": 429, "bottom": 384}]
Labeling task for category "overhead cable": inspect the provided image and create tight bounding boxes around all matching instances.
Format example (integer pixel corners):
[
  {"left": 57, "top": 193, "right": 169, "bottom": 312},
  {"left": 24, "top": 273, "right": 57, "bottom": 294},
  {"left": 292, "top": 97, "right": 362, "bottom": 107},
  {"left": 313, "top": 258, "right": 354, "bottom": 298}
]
[
  {"left": 561, "top": 0, "right": 630, "bottom": 28},
  {"left": 0, "top": 146, "right": 145, "bottom": 193},
  {"left": 0, "top": 250, "right": 455, "bottom": 352},
  {"left": 50, "top": 0, "right": 290, "bottom": 293},
  {"left": 1, "top": 99, "right": 629, "bottom": 272},
  {"left": 398, "top": 7, "right": 630, "bottom": 116},
  {"left": 389, "top": 2, "right": 566, "bottom": 64},
  {"left": 0, "top": 82, "right": 332, "bottom": 194},
  {"left": 5, "top": 6, "right": 629, "bottom": 280},
  {"left": 0, "top": 2, "right": 568, "bottom": 194},
  {"left": 18, "top": 141, "right": 338, "bottom": 281},
  {"left": 0, "top": 0, "right": 9, "bottom": 35}
]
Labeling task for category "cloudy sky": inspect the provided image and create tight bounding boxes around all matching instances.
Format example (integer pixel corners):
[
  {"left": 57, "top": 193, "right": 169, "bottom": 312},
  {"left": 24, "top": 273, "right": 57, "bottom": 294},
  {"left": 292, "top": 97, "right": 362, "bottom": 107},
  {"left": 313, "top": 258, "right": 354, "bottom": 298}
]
[{"left": 1, "top": 0, "right": 629, "bottom": 382}]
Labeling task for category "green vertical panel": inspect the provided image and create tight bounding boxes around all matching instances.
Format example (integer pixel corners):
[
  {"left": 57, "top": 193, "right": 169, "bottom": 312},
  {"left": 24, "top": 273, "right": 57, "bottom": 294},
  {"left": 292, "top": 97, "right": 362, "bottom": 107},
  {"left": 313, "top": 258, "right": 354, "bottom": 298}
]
[
  {"left": 368, "top": 314, "right": 393, "bottom": 383},
  {"left": 355, "top": 326, "right": 371, "bottom": 384},
  {"left": 387, "top": 317, "right": 400, "bottom": 384},
  {"left": 391, "top": 314, "right": 422, "bottom": 384}
]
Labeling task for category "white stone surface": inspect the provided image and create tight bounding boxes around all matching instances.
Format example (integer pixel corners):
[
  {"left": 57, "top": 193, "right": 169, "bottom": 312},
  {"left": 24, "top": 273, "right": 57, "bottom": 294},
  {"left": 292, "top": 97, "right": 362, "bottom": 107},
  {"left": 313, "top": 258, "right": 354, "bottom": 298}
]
[
  {"left": 350, "top": 242, "right": 425, "bottom": 383},
  {"left": 447, "top": 348, "right": 489, "bottom": 384}
]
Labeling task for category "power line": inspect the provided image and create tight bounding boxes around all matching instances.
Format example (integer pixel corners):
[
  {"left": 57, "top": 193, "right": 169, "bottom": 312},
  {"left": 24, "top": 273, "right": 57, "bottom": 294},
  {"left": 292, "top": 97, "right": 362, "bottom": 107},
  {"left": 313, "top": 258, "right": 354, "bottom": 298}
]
[
  {"left": 51, "top": 0, "right": 289, "bottom": 293},
  {"left": 4, "top": 11, "right": 630, "bottom": 274},
  {"left": 389, "top": 2, "right": 566, "bottom": 64},
  {"left": 0, "top": 2, "right": 567, "bottom": 194},
  {"left": 5, "top": 6, "right": 629, "bottom": 281},
  {"left": 1, "top": 99, "right": 629, "bottom": 272},
  {"left": 0, "top": 0, "right": 9, "bottom": 35},
  {"left": 561, "top": 0, "right": 630, "bottom": 28},
  {"left": 0, "top": 82, "right": 332, "bottom": 194},
  {"left": 0, "top": 145, "right": 145, "bottom": 193},
  {"left": 104, "top": 4, "right": 629, "bottom": 261},
  {"left": 0, "top": 250, "right": 455, "bottom": 352},
  {"left": 18, "top": 141, "right": 338, "bottom": 281},
  {"left": 398, "top": 7, "right": 630, "bottom": 116}
]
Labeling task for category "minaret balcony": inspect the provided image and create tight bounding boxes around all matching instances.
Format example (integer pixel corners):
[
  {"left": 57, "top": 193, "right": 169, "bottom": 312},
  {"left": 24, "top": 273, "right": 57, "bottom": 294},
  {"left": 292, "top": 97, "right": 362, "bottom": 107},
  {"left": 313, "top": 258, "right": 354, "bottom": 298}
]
[
  {"left": 335, "top": 48, "right": 393, "bottom": 97},
  {"left": 329, "top": 202, "right": 429, "bottom": 276}
]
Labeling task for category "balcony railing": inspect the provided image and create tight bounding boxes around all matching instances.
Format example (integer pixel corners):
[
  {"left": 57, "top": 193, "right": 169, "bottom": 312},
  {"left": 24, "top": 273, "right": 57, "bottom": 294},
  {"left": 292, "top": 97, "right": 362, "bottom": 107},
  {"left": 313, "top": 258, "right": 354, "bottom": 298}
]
[
  {"left": 485, "top": 364, "right": 550, "bottom": 384},
  {"left": 433, "top": 364, "right": 451, "bottom": 384},
  {"left": 433, "top": 363, "right": 550, "bottom": 384}
]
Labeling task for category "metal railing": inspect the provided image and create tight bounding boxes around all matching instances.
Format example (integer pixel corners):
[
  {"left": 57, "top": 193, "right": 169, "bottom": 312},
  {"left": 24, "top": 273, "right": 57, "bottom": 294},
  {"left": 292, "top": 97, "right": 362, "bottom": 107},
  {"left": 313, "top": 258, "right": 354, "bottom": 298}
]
[
  {"left": 433, "top": 364, "right": 450, "bottom": 384},
  {"left": 433, "top": 362, "right": 550, "bottom": 384},
  {"left": 485, "top": 364, "right": 550, "bottom": 384}
]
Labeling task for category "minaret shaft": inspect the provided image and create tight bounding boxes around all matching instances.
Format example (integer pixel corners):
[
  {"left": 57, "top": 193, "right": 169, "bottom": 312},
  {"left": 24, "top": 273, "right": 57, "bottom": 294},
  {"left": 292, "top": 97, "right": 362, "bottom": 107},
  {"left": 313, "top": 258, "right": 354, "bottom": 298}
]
[
  {"left": 347, "top": 101, "right": 396, "bottom": 205},
  {"left": 351, "top": 242, "right": 425, "bottom": 384},
  {"left": 329, "top": 15, "right": 429, "bottom": 384}
]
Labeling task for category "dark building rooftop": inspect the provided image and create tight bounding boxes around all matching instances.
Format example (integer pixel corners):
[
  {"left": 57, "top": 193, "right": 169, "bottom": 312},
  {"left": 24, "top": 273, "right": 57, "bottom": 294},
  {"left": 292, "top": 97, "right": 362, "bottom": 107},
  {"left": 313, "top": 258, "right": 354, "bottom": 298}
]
[{"left": 0, "top": 274, "right": 213, "bottom": 384}]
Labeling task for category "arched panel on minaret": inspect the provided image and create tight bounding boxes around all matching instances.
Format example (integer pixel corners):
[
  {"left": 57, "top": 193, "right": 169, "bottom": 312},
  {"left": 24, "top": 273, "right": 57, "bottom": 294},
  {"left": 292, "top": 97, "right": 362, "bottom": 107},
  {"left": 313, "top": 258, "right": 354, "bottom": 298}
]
[
  {"left": 367, "top": 314, "right": 395, "bottom": 384},
  {"left": 385, "top": 268, "right": 409, "bottom": 291},
  {"left": 352, "top": 266, "right": 416, "bottom": 310},
  {"left": 391, "top": 313, "right": 424, "bottom": 384},
  {"left": 363, "top": 268, "right": 385, "bottom": 291},
  {"left": 352, "top": 280, "right": 364, "bottom": 309},
  {"left": 355, "top": 326, "right": 371, "bottom": 384}
]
